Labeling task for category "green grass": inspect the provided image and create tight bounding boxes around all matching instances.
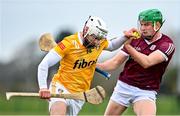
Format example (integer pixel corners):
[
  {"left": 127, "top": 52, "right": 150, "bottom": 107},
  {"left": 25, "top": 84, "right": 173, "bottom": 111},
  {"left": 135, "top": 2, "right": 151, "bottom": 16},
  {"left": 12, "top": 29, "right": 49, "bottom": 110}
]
[
  {"left": 80, "top": 95, "right": 180, "bottom": 115},
  {"left": 0, "top": 95, "right": 49, "bottom": 115},
  {"left": 79, "top": 97, "right": 135, "bottom": 115},
  {"left": 0, "top": 95, "right": 180, "bottom": 115},
  {"left": 156, "top": 95, "right": 180, "bottom": 115}
]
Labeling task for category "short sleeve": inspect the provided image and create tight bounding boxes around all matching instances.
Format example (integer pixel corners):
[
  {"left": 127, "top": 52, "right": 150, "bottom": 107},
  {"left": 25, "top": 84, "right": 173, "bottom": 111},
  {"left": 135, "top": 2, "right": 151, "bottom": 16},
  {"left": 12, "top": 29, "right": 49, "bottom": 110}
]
[
  {"left": 158, "top": 42, "right": 175, "bottom": 57},
  {"left": 102, "top": 39, "right": 109, "bottom": 49},
  {"left": 121, "top": 45, "right": 128, "bottom": 54}
]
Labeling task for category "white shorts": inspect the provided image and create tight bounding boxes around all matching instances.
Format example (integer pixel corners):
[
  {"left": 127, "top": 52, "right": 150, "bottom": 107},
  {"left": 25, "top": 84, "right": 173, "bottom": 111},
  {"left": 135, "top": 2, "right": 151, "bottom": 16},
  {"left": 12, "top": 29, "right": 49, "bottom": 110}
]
[
  {"left": 49, "top": 82, "right": 85, "bottom": 116},
  {"left": 111, "top": 80, "right": 157, "bottom": 107}
]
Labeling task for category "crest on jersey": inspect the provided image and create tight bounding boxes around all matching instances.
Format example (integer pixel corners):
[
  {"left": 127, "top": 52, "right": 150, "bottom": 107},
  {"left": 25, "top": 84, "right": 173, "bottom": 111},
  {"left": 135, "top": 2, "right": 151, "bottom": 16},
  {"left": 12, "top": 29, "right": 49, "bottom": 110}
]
[
  {"left": 72, "top": 40, "right": 80, "bottom": 49},
  {"left": 135, "top": 47, "right": 141, "bottom": 51},
  {"left": 150, "top": 45, "right": 156, "bottom": 51}
]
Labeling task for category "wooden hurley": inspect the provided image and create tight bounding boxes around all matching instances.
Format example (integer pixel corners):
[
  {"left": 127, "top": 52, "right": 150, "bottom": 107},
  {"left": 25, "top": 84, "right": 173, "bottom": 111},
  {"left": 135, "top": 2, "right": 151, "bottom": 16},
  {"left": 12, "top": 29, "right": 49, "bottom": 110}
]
[
  {"left": 6, "top": 86, "right": 106, "bottom": 105},
  {"left": 39, "top": 33, "right": 57, "bottom": 52}
]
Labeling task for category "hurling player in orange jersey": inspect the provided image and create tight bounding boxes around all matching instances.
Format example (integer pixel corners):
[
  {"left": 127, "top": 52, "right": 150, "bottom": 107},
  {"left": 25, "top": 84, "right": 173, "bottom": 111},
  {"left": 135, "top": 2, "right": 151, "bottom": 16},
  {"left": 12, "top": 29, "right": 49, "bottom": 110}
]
[{"left": 37, "top": 16, "right": 129, "bottom": 115}]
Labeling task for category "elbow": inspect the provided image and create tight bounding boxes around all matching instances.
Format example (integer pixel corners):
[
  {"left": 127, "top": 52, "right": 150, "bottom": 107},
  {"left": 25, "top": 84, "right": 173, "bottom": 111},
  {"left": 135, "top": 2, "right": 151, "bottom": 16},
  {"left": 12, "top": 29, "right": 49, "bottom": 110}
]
[
  {"left": 142, "top": 64, "right": 149, "bottom": 69},
  {"left": 136, "top": 57, "right": 152, "bottom": 69},
  {"left": 141, "top": 62, "right": 151, "bottom": 69}
]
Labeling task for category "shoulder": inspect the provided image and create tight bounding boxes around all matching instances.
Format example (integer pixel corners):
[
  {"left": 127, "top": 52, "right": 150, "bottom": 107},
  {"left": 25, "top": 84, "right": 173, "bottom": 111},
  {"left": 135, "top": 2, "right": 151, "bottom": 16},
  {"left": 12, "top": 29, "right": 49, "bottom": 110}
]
[
  {"left": 158, "top": 34, "right": 175, "bottom": 48},
  {"left": 63, "top": 33, "right": 78, "bottom": 42},
  {"left": 102, "top": 39, "right": 108, "bottom": 44},
  {"left": 157, "top": 34, "right": 175, "bottom": 56},
  {"left": 101, "top": 39, "right": 109, "bottom": 49},
  {"left": 57, "top": 33, "right": 78, "bottom": 45},
  {"left": 161, "top": 34, "right": 174, "bottom": 43}
]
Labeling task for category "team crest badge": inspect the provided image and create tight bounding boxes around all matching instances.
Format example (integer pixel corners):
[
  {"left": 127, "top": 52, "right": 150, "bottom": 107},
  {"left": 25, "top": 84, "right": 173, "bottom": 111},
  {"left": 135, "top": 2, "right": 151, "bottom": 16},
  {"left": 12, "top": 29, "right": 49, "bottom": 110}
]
[
  {"left": 135, "top": 47, "right": 141, "bottom": 51},
  {"left": 150, "top": 45, "right": 156, "bottom": 50}
]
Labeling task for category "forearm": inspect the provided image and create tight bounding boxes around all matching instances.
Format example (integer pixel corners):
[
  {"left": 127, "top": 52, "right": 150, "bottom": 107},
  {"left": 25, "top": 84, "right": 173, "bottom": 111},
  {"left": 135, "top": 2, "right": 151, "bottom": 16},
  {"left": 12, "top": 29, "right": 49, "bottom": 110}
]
[
  {"left": 38, "top": 49, "right": 61, "bottom": 89},
  {"left": 97, "top": 60, "right": 118, "bottom": 71},
  {"left": 38, "top": 62, "right": 49, "bottom": 89},
  {"left": 106, "top": 36, "right": 127, "bottom": 51},
  {"left": 124, "top": 44, "right": 150, "bottom": 68},
  {"left": 97, "top": 52, "right": 127, "bottom": 71}
]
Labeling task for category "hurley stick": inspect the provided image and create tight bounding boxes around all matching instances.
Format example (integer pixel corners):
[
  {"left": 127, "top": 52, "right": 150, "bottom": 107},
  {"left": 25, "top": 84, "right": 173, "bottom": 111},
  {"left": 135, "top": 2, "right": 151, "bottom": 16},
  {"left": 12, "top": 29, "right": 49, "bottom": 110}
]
[
  {"left": 6, "top": 86, "right": 105, "bottom": 105},
  {"left": 39, "top": 33, "right": 57, "bottom": 52}
]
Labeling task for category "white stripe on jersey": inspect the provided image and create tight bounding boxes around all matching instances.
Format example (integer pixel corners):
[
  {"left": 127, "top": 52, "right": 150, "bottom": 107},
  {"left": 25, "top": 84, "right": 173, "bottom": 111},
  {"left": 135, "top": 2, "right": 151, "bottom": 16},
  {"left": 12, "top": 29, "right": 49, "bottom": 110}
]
[
  {"left": 165, "top": 43, "right": 175, "bottom": 56},
  {"left": 167, "top": 44, "right": 174, "bottom": 55},
  {"left": 165, "top": 44, "right": 171, "bottom": 54}
]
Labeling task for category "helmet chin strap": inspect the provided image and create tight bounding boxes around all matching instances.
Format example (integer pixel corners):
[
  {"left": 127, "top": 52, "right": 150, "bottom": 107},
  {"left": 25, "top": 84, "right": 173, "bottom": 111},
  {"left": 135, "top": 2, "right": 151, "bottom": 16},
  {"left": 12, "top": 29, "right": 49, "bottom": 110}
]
[
  {"left": 142, "top": 20, "right": 165, "bottom": 40},
  {"left": 142, "top": 35, "right": 152, "bottom": 40},
  {"left": 83, "top": 36, "right": 101, "bottom": 53},
  {"left": 83, "top": 37, "right": 95, "bottom": 48},
  {"left": 83, "top": 38, "right": 96, "bottom": 53}
]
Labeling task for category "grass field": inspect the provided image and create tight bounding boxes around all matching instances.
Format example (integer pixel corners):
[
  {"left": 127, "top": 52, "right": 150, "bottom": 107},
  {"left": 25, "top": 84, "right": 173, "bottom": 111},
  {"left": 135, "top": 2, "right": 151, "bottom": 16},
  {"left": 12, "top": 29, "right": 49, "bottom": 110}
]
[{"left": 0, "top": 94, "right": 180, "bottom": 115}]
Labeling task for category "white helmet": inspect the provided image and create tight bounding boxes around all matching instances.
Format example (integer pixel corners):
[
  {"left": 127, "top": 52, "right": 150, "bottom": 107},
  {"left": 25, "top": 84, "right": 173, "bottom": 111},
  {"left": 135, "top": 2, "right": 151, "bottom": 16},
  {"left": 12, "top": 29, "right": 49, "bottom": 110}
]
[{"left": 83, "top": 16, "right": 108, "bottom": 39}]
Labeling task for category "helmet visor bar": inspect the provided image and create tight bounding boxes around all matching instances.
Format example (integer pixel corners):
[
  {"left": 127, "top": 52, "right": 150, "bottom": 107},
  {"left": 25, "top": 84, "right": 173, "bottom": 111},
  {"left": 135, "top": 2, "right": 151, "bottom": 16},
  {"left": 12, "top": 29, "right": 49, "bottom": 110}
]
[
  {"left": 96, "top": 26, "right": 108, "bottom": 40},
  {"left": 96, "top": 26, "right": 108, "bottom": 34}
]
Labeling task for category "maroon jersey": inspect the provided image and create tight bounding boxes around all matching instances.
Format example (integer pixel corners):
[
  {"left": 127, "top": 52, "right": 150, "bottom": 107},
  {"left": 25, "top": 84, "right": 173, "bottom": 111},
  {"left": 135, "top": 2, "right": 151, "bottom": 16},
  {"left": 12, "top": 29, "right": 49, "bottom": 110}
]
[{"left": 119, "top": 34, "right": 175, "bottom": 91}]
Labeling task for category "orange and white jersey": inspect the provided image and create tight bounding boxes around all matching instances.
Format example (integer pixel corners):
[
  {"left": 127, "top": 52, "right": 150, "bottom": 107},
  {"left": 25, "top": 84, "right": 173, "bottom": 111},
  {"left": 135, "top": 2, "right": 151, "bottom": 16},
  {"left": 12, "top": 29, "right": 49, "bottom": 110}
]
[{"left": 52, "top": 32, "right": 108, "bottom": 93}]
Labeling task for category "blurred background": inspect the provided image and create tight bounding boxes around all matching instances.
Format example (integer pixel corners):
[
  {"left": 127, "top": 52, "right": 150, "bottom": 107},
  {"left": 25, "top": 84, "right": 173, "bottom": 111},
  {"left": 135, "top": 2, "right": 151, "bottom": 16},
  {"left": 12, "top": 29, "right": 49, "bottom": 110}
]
[{"left": 0, "top": 0, "right": 180, "bottom": 115}]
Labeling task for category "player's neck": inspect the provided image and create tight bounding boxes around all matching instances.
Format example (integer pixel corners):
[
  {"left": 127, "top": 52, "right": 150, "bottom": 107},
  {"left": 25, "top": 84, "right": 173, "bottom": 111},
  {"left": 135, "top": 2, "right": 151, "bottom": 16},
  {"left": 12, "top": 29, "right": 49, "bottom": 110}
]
[
  {"left": 80, "top": 32, "right": 83, "bottom": 38},
  {"left": 79, "top": 32, "right": 84, "bottom": 42},
  {"left": 150, "top": 32, "right": 161, "bottom": 43}
]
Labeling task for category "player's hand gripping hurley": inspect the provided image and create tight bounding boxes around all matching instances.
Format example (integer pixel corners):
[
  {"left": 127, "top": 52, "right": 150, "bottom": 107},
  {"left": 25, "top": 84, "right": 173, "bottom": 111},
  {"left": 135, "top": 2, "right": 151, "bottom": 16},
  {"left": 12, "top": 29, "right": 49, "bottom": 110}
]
[{"left": 6, "top": 86, "right": 105, "bottom": 105}]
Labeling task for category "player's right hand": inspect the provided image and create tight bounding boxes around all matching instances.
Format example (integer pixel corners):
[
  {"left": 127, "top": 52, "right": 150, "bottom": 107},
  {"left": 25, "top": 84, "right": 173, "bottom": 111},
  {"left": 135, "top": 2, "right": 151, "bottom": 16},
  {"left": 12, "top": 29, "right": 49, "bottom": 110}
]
[{"left": 39, "top": 88, "right": 51, "bottom": 99}]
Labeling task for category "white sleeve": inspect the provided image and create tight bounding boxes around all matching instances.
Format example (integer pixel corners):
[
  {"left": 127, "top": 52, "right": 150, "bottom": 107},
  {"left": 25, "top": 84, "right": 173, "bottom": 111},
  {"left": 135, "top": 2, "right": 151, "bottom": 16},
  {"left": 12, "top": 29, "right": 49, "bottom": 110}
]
[
  {"left": 38, "top": 49, "right": 62, "bottom": 89},
  {"left": 105, "top": 36, "right": 127, "bottom": 51}
]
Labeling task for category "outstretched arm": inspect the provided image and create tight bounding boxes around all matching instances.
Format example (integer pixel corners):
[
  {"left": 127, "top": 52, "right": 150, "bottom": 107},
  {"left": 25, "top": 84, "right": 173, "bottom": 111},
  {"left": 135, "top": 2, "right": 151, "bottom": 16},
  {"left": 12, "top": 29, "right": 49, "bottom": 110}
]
[
  {"left": 97, "top": 51, "right": 128, "bottom": 71},
  {"left": 105, "top": 36, "right": 128, "bottom": 51},
  {"left": 105, "top": 28, "right": 141, "bottom": 51}
]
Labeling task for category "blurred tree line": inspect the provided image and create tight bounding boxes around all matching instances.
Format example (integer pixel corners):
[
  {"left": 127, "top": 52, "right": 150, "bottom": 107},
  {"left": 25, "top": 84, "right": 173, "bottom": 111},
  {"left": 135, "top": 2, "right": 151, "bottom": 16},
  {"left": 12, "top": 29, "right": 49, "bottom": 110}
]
[
  {"left": 0, "top": 30, "right": 73, "bottom": 93},
  {"left": 0, "top": 29, "right": 178, "bottom": 98}
]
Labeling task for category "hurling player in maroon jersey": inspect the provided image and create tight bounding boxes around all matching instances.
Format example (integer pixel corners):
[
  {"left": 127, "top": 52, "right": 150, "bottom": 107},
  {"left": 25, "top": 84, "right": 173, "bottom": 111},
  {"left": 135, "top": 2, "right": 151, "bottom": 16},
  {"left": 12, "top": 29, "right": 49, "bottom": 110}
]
[{"left": 97, "top": 9, "right": 175, "bottom": 115}]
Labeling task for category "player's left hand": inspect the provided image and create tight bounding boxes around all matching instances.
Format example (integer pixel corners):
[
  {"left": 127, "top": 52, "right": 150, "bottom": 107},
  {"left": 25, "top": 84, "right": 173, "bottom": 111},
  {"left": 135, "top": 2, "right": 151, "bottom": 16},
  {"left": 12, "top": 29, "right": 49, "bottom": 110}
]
[
  {"left": 124, "top": 28, "right": 140, "bottom": 39},
  {"left": 123, "top": 28, "right": 140, "bottom": 45}
]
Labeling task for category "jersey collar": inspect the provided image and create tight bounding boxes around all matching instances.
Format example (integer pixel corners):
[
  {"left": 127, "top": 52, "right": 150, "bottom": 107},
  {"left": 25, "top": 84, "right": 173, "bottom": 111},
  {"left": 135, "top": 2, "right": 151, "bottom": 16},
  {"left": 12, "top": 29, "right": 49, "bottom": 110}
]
[
  {"left": 144, "top": 33, "right": 162, "bottom": 45},
  {"left": 78, "top": 32, "right": 83, "bottom": 45}
]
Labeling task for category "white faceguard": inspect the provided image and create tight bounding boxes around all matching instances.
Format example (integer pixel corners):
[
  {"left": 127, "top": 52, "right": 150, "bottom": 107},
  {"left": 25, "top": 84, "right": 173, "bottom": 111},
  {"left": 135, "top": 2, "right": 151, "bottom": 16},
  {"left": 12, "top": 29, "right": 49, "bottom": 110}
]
[{"left": 83, "top": 16, "right": 108, "bottom": 39}]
